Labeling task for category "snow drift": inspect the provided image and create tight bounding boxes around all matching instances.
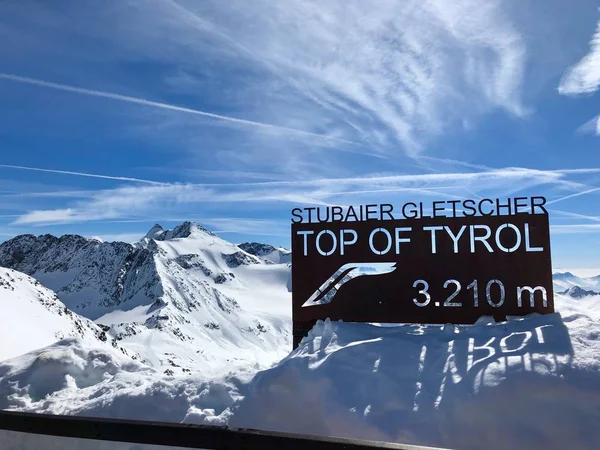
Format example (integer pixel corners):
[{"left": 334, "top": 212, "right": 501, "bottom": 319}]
[
  {"left": 0, "top": 338, "right": 245, "bottom": 425},
  {"left": 231, "top": 293, "right": 600, "bottom": 449}
]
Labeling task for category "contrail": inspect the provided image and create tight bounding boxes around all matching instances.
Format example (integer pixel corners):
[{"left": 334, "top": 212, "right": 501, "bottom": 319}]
[
  {"left": 0, "top": 72, "right": 358, "bottom": 145},
  {"left": 0, "top": 164, "right": 166, "bottom": 185},
  {"left": 546, "top": 186, "right": 600, "bottom": 205}
]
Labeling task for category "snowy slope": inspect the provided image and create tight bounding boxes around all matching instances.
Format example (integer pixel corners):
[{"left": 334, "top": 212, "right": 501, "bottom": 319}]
[
  {"left": 0, "top": 261, "right": 599, "bottom": 449},
  {"left": 0, "top": 267, "right": 139, "bottom": 362},
  {"left": 0, "top": 222, "right": 291, "bottom": 375},
  {"left": 230, "top": 293, "right": 600, "bottom": 449},
  {"left": 108, "top": 222, "right": 291, "bottom": 376}
]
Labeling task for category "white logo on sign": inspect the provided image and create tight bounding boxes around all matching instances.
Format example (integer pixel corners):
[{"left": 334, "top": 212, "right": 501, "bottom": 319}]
[{"left": 302, "top": 262, "right": 397, "bottom": 307}]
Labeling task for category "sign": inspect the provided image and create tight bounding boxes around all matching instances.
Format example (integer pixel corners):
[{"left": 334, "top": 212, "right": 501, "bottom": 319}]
[{"left": 291, "top": 197, "right": 554, "bottom": 348}]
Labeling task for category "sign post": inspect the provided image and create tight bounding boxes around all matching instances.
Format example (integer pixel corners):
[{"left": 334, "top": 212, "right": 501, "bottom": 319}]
[{"left": 291, "top": 197, "right": 554, "bottom": 348}]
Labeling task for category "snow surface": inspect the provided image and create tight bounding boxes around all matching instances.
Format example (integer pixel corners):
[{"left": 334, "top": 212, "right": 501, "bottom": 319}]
[
  {"left": 0, "top": 267, "right": 138, "bottom": 362},
  {"left": 231, "top": 293, "right": 600, "bottom": 449},
  {"left": 0, "top": 338, "right": 247, "bottom": 425}
]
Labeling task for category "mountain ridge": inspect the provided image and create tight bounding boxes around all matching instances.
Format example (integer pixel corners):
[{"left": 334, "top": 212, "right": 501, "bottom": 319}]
[
  {"left": 238, "top": 242, "right": 291, "bottom": 264},
  {"left": 559, "top": 285, "right": 600, "bottom": 298},
  {"left": 0, "top": 221, "right": 291, "bottom": 374},
  {"left": 0, "top": 266, "right": 140, "bottom": 361}
]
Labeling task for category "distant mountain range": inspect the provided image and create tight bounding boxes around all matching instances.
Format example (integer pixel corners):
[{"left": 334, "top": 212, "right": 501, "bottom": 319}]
[{"left": 553, "top": 271, "right": 600, "bottom": 297}]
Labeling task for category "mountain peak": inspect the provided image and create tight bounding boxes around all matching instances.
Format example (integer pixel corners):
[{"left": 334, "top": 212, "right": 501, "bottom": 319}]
[
  {"left": 239, "top": 242, "right": 291, "bottom": 264},
  {"left": 239, "top": 242, "right": 278, "bottom": 255},
  {"left": 554, "top": 271, "right": 576, "bottom": 279},
  {"left": 145, "top": 221, "right": 216, "bottom": 241},
  {"left": 171, "top": 221, "right": 205, "bottom": 239},
  {"left": 145, "top": 224, "right": 164, "bottom": 239},
  {"left": 560, "top": 285, "right": 600, "bottom": 298}
]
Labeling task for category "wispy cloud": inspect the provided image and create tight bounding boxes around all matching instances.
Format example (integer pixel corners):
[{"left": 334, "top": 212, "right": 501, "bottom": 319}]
[
  {"left": 12, "top": 184, "right": 210, "bottom": 225},
  {"left": 0, "top": 164, "right": 165, "bottom": 185},
  {"left": 16, "top": 208, "right": 80, "bottom": 225},
  {"left": 546, "top": 185, "right": 600, "bottom": 205},
  {"left": 202, "top": 218, "right": 289, "bottom": 237},
  {"left": 558, "top": 19, "right": 600, "bottom": 96},
  {"left": 577, "top": 115, "right": 600, "bottom": 136},
  {"left": 550, "top": 209, "right": 600, "bottom": 223},
  {"left": 558, "top": 17, "right": 600, "bottom": 136},
  {"left": 11, "top": 165, "right": 600, "bottom": 225},
  {"left": 0, "top": 72, "right": 357, "bottom": 146},
  {"left": 174, "top": 0, "right": 528, "bottom": 155},
  {"left": 1, "top": 0, "right": 529, "bottom": 158},
  {"left": 551, "top": 224, "right": 600, "bottom": 234},
  {"left": 146, "top": 167, "right": 292, "bottom": 182}
]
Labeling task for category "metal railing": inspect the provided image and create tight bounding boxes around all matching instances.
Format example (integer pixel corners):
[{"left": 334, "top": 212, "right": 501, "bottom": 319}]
[{"left": 0, "top": 410, "right": 448, "bottom": 450}]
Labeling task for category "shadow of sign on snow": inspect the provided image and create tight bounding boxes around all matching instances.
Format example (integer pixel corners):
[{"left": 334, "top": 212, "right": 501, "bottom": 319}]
[
  {"left": 231, "top": 313, "right": 576, "bottom": 448},
  {"left": 416, "top": 312, "right": 573, "bottom": 411}
]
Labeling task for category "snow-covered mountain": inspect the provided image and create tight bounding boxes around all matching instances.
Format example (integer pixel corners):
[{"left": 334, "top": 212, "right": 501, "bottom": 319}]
[
  {"left": 238, "top": 242, "right": 291, "bottom": 265},
  {"left": 559, "top": 285, "right": 600, "bottom": 298},
  {"left": 0, "top": 233, "right": 159, "bottom": 318},
  {"left": 0, "top": 222, "right": 291, "bottom": 375},
  {"left": 553, "top": 271, "right": 600, "bottom": 293},
  {"left": 0, "top": 267, "right": 139, "bottom": 361}
]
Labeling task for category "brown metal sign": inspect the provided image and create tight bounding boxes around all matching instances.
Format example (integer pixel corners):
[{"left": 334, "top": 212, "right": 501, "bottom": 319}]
[{"left": 291, "top": 197, "right": 554, "bottom": 347}]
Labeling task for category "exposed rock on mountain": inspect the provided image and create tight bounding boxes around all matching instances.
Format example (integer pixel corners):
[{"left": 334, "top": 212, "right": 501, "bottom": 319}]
[
  {"left": 239, "top": 242, "right": 291, "bottom": 264},
  {"left": 560, "top": 285, "right": 600, "bottom": 298},
  {"left": 0, "top": 222, "right": 291, "bottom": 374},
  {"left": 0, "top": 267, "right": 139, "bottom": 361}
]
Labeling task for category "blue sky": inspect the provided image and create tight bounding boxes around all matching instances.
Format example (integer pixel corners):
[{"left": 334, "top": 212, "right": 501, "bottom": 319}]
[{"left": 0, "top": 0, "right": 599, "bottom": 269}]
